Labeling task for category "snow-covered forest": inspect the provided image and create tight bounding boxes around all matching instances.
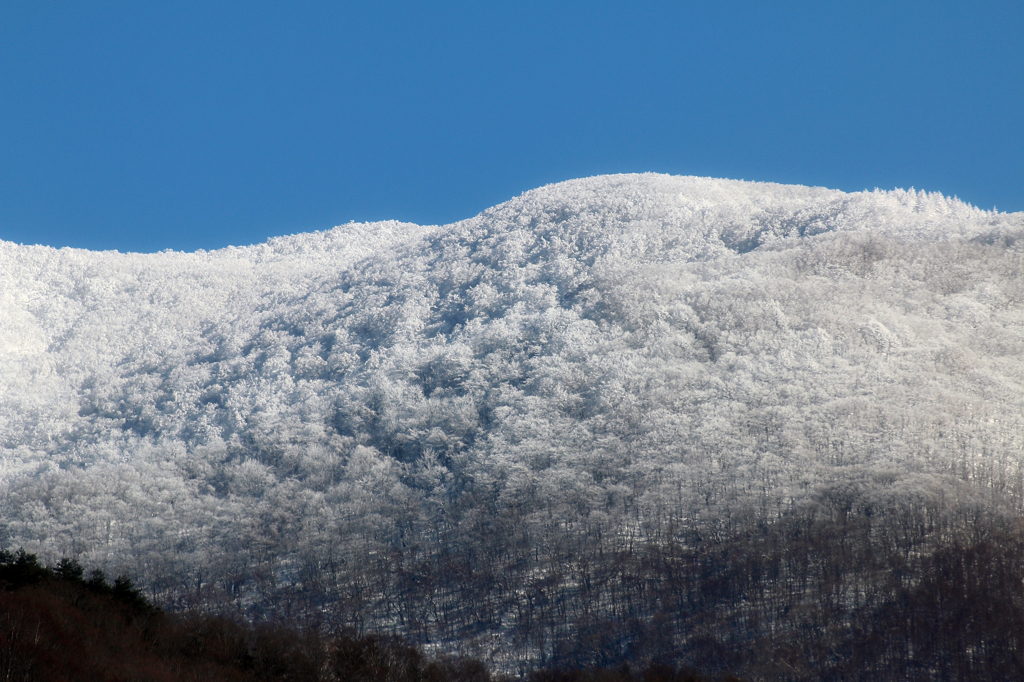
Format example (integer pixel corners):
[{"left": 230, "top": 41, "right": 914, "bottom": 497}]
[{"left": 2, "top": 174, "right": 1023, "bottom": 679}]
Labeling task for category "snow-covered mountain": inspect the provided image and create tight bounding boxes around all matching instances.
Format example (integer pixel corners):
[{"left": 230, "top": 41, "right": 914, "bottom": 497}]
[{"left": 2, "top": 173, "right": 1023, "bottom": 675}]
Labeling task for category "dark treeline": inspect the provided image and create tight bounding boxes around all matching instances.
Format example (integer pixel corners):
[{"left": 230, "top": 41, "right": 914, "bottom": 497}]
[{"left": 0, "top": 550, "right": 732, "bottom": 682}]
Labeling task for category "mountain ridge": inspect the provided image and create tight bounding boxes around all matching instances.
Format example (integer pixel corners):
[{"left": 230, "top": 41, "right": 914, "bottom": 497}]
[{"left": 2, "top": 173, "right": 1023, "bottom": 675}]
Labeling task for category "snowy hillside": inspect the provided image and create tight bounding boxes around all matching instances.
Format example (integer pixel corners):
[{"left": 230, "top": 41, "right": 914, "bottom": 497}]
[{"left": 2, "top": 173, "right": 1024, "bottom": 675}]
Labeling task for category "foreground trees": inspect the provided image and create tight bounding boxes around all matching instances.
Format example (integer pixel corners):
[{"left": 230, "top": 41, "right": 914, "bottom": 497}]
[
  {"left": 0, "top": 550, "right": 476, "bottom": 681},
  {"left": 0, "top": 550, "right": 737, "bottom": 682}
]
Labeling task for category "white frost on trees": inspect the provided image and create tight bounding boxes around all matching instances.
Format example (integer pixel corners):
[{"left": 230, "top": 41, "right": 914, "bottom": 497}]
[{"left": 0, "top": 173, "right": 1022, "bottom": 639}]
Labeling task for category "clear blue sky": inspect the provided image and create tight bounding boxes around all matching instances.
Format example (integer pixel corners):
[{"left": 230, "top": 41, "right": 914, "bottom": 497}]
[{"left": 2, "top": 1, "right": 1022, "bottom": 253}]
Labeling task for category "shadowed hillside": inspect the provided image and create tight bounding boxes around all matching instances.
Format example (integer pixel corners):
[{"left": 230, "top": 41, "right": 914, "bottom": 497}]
[{"left": 0, "top": 549, "right": 737, "bottom": 682}]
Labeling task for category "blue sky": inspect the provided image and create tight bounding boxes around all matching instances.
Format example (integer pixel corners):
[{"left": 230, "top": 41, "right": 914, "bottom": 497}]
[{"left": 2, "top": 1, "right": 1022, "bottom": 253}]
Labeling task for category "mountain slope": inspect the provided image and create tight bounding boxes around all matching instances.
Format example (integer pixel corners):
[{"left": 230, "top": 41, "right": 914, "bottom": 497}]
[{"left": 2, "top": 173, "right": 1023, "bottom": 676}]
